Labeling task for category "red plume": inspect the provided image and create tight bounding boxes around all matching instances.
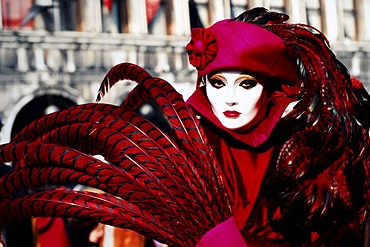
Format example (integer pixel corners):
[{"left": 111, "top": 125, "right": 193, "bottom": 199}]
[{"left": 0, "top": 63, "right": 231, "bottom": 246}]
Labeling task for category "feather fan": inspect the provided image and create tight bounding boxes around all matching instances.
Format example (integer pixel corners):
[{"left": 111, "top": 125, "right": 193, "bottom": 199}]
[{"left": 0, "top": 63, "right": 231, "bottom": 246}]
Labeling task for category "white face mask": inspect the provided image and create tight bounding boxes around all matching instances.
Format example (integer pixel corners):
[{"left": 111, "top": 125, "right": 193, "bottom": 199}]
[{"left": 205, "top": 71, "right": 264, "bottom": 129}]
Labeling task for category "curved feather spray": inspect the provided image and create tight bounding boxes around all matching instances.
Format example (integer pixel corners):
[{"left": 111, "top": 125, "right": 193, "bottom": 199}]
[
  {"left": 1, "top": 190, "right": 189, "bottom": 245},
  {"left": 97, "top": 63, "right": 230, "bottom": 218},
  {"left": 0, "top": 63, "right": 231, "bottom": 246}
]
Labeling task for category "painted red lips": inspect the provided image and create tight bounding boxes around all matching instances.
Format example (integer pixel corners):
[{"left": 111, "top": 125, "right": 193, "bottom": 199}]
[{"left": 223, "top": 111, "right": 241, "bottom": 118}]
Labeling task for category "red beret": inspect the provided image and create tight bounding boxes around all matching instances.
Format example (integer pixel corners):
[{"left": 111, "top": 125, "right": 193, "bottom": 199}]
[{"left": 186, "top": 19, "right": 299, "bottom": 84}]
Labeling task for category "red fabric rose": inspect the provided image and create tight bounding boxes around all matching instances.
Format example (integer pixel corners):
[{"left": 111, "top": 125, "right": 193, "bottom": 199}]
[{"left": 186, "top": 28, "right": 218, "bottom": 70}]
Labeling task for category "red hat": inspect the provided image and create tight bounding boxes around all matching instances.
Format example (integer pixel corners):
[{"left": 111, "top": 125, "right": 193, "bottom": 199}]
[{"left": 186, "top": 19, "right": 299, "bottom": 84}]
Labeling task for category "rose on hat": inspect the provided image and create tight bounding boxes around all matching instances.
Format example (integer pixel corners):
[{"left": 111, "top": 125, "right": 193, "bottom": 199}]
[{"left": 186, "top": 28, "right": 218, "bottom": 70}]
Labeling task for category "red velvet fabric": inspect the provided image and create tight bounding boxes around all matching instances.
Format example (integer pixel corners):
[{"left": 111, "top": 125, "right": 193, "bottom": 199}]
[
  {"left": 217, "top": 138, "right": 273, "bottom": 228},
  {"left": 186, "top": 86, "right": 294, "bottom": 238},
  {"left": 196, "top": 217, "right": 248, "bottom": 247}
]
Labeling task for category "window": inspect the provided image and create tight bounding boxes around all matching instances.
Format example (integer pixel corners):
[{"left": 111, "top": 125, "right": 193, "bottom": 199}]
[
  {"left": 105, "top": 0, "right": 162, "bottom": 35},
  {"left": 192, "top": 0, "right": 209, "bottom": 27},
  {"left": 342, "top": 0, "right": 357, "bottom": 40},
  {"left": 230, "top": 0, "right": 249, "bottom": 18},
  {"left": 269, "top": 0, "right": 285, "bottom": 13},
  {"left": 1, "top": 0, "right": 33, "bottom": 29},
  {"left": 59, "top": 0, "right": 78, "bottom": 31},
  {"left": 305, "top": 0, "right": 322, "bottom": 31},
  {"left": 189, "top": 0, "right": 204, "bottom": 28},
  {"left": 148, "top": 0, "right": 167, "bottom": 34},
  {"left": 148, "top": 0, "right": 190, "bottom": 36},
  {"left": 105, "top": 0, "right": 129, "bottom": 33}
]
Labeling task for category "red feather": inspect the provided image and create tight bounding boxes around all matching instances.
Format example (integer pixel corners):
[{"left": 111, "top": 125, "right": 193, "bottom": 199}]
[
  {"left": 0, "top": 63, "right": 232, "bottom": 246},
  {"left": 0, "top": 190, "right": 193, "bottom": 246}
]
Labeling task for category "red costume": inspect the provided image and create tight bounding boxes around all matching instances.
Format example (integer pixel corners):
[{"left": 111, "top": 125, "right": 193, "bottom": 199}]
[
  {"left": 187, "top": 8, "right": 370, "bottom": 246},
  {"left": 0, "top": 7, "right": 369, "bottom": 247}
]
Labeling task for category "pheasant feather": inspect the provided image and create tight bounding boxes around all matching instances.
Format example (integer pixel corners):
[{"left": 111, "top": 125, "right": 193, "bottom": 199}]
[
  {"left": 0, "top": 190, "right": 194, "bottom": 246},
  {"left": 0, "top": 63, "right": 231, "bottom": 246}
]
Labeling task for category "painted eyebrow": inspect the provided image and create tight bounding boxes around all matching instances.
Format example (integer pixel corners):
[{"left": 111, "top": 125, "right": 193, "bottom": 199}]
[
  {"left": 234, "top": 74, "right": 257, "bottom": 85},
  {"left": 207, "top": 72, "right": 258, "bottom": 85},
  {"left": 208, "top": 73, "right": 226, "bottom": 80},
  {"left": 237, "top": 74, "right": 257, "bottom": 80}
]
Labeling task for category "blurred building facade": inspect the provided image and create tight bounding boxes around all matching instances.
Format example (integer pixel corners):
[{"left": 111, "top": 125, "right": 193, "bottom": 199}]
[
  {"left": 0, "top": 0, "right": 370, "bottom": 246},
  {"left": 1, "top": 0, "right": 370, "bottom": 143}
]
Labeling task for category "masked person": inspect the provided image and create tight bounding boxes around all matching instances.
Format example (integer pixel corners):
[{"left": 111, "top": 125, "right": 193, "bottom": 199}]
[
  {"left": 186, "top": 7, "right": 370, "bottom": 246},
  {"left": 0, "top": 7, "right": 369, "bottom": 247}
]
